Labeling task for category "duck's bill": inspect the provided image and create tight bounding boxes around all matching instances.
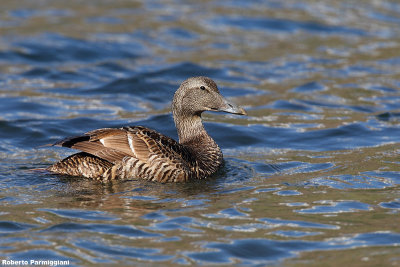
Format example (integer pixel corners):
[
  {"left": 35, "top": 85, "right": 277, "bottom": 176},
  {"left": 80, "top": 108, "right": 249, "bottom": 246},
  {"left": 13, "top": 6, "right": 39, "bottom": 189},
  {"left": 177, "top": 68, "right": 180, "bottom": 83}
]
[{"left": 217, "top": 98, "right": 247, "bottom": 115}]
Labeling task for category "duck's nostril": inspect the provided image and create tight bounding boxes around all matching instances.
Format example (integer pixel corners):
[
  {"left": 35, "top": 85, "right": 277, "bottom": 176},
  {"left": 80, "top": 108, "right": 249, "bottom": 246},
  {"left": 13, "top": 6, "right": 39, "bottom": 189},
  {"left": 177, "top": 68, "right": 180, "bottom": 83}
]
[{"left": 228, "top": 103, "right": 233, "bottom": 108}]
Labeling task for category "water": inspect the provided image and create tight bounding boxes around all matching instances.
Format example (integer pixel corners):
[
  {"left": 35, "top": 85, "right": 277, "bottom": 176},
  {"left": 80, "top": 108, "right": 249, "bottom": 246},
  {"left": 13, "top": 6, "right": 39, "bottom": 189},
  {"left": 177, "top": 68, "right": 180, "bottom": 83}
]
[{"left": 1, "top": 0, "right": 400, "bottom": 265}]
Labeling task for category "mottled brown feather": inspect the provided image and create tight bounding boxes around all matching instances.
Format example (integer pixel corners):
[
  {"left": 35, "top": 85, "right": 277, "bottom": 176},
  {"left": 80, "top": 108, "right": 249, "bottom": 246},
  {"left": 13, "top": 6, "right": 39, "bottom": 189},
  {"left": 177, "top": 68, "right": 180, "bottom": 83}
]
[{"left": 47, "top": 152, "right": 113, "bottom": 179}]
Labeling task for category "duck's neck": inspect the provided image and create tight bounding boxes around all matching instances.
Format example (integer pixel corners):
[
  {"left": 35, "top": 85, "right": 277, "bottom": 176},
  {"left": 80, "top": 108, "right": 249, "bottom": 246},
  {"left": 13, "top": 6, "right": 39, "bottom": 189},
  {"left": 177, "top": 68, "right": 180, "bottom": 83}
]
[
  {"left": 173, "top": 112, "right": 223, "bottom": 176},
  {"left": 174, "top": 112, "right": 212, "bottom": 146}
]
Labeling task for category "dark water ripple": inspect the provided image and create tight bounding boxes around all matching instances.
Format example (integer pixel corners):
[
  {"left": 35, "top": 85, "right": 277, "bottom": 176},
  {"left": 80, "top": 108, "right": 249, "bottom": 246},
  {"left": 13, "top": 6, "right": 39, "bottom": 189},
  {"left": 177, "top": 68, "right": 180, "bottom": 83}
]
[
  {"left": 1, "top": 0, "right": 400, "bottom": 265},
  {"left": 8, "top": 33, "right": 140, "bottom": 64},
  {"left": 73, "top": 239, "right": 173, "bottom": 262},
  {"left": 0, "top": 221, "right": 37, "bottom": 233},
  {"left": 43, "top": 222, "right": 161, "bottom": 238},
  {"left": 213, "top": 16, "right": 368, "bottom": 36},
  {"left": 38, "top": 209, "right": 118, "bottom": 221},
  {"left": 187, "top": 232, "right": 400, "bottom": 264}
]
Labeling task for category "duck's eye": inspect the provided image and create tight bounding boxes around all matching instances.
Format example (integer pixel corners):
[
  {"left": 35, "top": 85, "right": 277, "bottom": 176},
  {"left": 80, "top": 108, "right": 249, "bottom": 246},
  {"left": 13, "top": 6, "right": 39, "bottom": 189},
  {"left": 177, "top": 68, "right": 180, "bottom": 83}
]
[{"left": 200, "top": 86, "right": 206, "bottom": 90}]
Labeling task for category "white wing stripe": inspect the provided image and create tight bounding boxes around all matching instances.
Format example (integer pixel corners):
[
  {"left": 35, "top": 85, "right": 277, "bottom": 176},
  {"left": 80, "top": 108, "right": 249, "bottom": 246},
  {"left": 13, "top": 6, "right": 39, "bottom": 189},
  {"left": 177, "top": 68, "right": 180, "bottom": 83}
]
[{"left": 127, "top": 135, "right": 136, "bottom": 156}]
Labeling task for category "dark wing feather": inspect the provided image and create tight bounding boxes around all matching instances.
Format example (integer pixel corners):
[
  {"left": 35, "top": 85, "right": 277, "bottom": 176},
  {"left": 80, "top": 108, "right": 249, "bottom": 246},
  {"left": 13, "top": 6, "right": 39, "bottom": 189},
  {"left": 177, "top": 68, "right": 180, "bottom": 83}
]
[
  {"left": 51, "top": 129, "right": 132, "bottom": 164},
  {"left": 53, "top": 135, "right": 90, "bottom": 148}
]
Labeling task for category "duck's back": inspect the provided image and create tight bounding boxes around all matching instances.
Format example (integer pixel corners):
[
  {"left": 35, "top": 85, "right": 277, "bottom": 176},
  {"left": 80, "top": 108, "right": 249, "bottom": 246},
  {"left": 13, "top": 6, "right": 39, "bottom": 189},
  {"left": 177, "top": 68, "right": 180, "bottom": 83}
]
[{"left": 47, "top": 126, "right": 197, "bottom": 182}]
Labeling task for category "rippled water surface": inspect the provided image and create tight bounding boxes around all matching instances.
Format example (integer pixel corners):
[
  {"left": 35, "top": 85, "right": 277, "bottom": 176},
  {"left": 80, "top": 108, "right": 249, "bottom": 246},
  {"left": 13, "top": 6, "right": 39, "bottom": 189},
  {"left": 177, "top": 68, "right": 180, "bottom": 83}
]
[{"left": 1, "top": 0, "right": 400, "bottom": 266}]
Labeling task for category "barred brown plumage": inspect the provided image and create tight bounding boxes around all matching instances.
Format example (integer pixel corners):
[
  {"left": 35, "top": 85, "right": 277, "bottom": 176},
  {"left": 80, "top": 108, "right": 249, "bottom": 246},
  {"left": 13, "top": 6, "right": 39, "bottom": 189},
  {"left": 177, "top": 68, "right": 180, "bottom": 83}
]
[{"left": 46, "top": 76, "right": 246, "bottom": 182}]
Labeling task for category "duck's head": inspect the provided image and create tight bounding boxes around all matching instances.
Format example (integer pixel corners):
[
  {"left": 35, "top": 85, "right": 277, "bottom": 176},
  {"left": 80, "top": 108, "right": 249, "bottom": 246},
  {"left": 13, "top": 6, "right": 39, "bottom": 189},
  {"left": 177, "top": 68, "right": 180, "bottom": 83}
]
[{"left": 172, "top": 76, "right": 247, "bottom": 117}]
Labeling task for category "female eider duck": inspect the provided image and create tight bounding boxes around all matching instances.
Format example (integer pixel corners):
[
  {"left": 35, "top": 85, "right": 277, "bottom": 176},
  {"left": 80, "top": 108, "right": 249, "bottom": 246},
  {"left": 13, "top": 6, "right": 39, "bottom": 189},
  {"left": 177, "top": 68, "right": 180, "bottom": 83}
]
[{"left": 47, "top": 76, "right": 246, "bottom": 182}]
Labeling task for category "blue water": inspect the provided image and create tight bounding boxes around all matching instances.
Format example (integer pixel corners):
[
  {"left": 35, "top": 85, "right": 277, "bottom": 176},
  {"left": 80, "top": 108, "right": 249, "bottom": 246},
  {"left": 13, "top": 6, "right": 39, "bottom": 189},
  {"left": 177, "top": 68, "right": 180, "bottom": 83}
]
[{"left": 1, "top": 0, "right": 400, "bottom": 265}]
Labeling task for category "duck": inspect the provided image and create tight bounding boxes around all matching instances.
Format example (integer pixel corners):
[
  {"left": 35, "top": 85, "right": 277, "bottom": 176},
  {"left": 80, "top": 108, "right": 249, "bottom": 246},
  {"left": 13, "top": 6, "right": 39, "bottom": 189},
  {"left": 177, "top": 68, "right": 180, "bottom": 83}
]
[{"left": 47, "top": 76, "right": 246, "bottom": 182}]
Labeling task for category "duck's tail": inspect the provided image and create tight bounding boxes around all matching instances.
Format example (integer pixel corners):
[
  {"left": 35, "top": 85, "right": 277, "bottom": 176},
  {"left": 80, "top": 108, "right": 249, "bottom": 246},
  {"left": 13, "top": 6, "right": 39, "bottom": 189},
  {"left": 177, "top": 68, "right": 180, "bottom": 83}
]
[{"left": 47, "top": 152, "right": 113, "bottom": 180}]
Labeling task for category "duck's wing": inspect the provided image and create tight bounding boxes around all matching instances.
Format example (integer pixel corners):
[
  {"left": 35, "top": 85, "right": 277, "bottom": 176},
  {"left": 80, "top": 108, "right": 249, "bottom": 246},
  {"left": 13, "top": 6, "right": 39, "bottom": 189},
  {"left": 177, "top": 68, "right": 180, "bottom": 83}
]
[
  {"left": 52, "top": 128, "right": 131, "bottom": 163},
  {"left": 51, "top": 126, "right": 192, "bottom": 166}
]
